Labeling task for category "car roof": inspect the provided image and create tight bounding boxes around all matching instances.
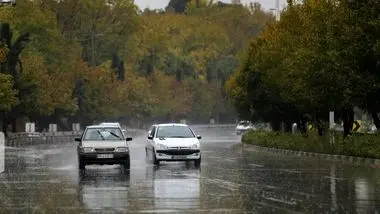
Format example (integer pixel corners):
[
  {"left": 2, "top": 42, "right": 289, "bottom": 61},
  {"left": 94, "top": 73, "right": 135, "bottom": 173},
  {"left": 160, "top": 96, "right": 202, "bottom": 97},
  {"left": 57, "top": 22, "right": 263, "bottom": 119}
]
[
  {"left": 99, "top": 122, "right": 121, "bottom": 126},
  {"left": 155, "top": 123, "right": 188, "bottom": 127},
  {"left": 86, "top": 125, "right": 122, "bottom": 129}
]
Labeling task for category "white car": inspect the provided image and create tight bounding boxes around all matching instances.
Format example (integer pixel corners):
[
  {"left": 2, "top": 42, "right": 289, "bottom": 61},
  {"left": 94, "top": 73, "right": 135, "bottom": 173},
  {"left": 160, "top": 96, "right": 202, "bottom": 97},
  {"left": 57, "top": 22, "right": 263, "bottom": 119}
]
[
  {"left": 236, "top": 120, "right": 256, "bottom": 135},
  {"left": 75, "top": 125, "right": 132, "bottom": 171},
  {"left": 0, "top": 0, "right": 16, "bottom": 6},
  {"left": 145, "top": 123, "right": 201, "bottom": 167},
  {"left": 99, "top": 122, "right": 127, "bottom": 135}
]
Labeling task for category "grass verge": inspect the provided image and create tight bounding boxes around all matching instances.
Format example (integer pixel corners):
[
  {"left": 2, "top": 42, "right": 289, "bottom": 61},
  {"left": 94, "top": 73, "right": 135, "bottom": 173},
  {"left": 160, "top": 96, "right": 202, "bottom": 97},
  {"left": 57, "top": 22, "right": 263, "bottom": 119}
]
[{"left": 242, "top": 130, "right": 380, "bottom": 159}]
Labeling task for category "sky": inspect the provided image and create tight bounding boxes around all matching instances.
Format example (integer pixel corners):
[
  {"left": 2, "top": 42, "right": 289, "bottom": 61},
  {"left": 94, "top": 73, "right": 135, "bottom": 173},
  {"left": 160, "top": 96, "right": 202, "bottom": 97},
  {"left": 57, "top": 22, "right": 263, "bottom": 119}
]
[{"left": 134, "top": 0, "right": 287, "bottom": 11}]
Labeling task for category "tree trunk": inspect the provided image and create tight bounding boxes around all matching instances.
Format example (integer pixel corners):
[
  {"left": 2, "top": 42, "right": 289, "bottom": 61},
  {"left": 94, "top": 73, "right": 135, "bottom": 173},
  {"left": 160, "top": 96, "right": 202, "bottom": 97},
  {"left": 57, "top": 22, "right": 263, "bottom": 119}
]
[
  {"left": 371, "top": 111, "right": 380, "bottom": 131},
  {"left": 298, "top": 118, "right": 308, "bottom": 133},
  {"left": 270, "top": 119, "right": 282, "bottom": 132},
  {"left": 2, "top": 121, "right": 7, "bottom": 137},
  {"left": 284, "top": 121, "right": 293, "bottom": 132},
  {"left": 11, "top": 119, "right": 17, "bottom": 133},
  {"left": 343, "top": 107, "right": 354, "bottom": 137},
  {"left": 316, "top": 118, "right": 324, "bottom": 136}
]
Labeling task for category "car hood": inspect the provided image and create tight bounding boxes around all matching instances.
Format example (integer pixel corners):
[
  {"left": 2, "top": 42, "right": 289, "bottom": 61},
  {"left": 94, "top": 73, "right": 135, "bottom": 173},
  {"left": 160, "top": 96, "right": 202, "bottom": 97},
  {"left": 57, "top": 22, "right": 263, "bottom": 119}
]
[
  {"left": 154, "top": 138, "right": 199, "bottom": 147},
  {"left": 82, "top": 140, "right": 127, "bottom": 148}
]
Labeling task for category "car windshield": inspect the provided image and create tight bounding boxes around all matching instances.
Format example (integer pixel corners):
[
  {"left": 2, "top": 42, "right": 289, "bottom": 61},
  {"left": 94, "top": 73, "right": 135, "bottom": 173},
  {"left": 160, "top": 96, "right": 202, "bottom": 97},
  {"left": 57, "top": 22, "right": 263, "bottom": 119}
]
[
  {"left": 156, "top": 126, "right": 195, "bottom": 138},
  {"left": 83, "top": 127, "right": 123, "bottom": 141}
]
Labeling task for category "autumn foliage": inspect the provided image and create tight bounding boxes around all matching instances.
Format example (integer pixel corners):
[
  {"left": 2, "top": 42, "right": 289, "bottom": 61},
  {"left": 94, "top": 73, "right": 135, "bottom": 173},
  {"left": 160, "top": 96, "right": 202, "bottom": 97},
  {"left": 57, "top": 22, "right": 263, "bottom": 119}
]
[{"left": 0, "top": 0, "right": 273, "bottom": 132}]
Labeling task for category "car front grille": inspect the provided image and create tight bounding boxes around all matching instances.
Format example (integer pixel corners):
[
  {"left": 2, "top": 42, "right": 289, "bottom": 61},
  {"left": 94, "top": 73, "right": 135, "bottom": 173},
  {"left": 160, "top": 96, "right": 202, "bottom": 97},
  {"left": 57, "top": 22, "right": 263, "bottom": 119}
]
[
  {"left": 157, "top": 149, "right": 199, "bottom": 155},
  {"left": 168, "top": 146, "right": 191, "bottom": 150},
  {"left": 94, "top": 148, "right": 115, "bottom": 152}
]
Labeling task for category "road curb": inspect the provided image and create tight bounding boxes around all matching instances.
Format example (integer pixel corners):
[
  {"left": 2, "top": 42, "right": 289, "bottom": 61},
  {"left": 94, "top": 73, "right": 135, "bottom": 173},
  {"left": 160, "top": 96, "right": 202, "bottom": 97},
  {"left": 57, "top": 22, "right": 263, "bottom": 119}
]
[{"left": 243, "top": 144, "right": 380, "bottom": 167}]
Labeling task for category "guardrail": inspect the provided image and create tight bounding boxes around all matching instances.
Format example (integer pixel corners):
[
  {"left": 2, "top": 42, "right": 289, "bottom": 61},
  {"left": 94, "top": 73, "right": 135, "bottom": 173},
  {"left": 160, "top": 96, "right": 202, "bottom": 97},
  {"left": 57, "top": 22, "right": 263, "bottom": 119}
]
[
  {"left": 189, "top": 124, "right": 236, "bottom": 128},
  {"left": 4, "top": 125, "right": 236, "bottom": 148},
  {"left": 6, "top": 131, "right": 82, "bottom": 147},
  {"left": 5, "top": 128, "right": 146, "bottom": 148}
]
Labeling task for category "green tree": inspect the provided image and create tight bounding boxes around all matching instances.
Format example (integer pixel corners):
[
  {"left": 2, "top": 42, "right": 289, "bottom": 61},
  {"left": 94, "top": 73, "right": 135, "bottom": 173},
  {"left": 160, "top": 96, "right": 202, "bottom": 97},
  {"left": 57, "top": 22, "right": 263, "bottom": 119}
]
[
  {"left": 47, "top": 0, "right": 140, "bottom": 67},
  {"left": 166, "top": 0, "right": 189, "bottom": 13},
  {"left": 0, "top": 22, "right": 31, "bottom": 132}
]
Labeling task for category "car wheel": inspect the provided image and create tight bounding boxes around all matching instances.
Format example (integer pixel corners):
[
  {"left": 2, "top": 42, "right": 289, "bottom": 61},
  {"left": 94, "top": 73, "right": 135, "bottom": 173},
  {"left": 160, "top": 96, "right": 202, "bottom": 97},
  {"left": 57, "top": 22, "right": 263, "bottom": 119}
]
[
  {"left": 124, "top": 158, "right": 130, "bottom": 170},
  {"left": 194, "top": 157, "right": 201, "bottom": 168},
  {"left": 78, "top": 156, "right": 85, "bottom": 170},
  {"left": 153, "top": 151, "right": 160, "bottom": 165}
]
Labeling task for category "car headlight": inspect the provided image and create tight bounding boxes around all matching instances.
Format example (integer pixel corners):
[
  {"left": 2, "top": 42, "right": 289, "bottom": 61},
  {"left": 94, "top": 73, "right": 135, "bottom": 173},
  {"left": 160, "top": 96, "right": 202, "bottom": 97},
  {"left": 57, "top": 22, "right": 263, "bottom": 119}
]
[
  {"left": 191, "top": 143, "right": 199, "bottom": 149},
  {"left": 156, "top": 144, "right": 167, "bottom": 150},
  {"left": 82, "top": 147, "right": 94, "bottom": 153},
  {"left": 115, "top": 147, "right": 129, "bottom": 152}
]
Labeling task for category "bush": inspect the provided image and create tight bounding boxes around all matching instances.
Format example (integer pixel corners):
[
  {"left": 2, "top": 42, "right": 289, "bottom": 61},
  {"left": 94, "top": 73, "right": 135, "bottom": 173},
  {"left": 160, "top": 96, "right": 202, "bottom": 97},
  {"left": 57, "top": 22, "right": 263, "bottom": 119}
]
[{"left": 242, "top": 130, "right": 380, "bottom": 159}]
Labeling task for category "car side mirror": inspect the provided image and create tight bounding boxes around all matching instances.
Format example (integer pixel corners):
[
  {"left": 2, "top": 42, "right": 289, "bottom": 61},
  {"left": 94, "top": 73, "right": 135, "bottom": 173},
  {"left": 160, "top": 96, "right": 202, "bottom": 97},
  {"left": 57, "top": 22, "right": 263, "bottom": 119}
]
[
  {"left": 75, "top": 137, "right": 81, "bottom": 142},
  {"left": 148, "top": 135, "right": 153, "bottom": 140},
  {"left": 126, "top": 137, "right": 132, "bottom": 141},
  {"left": 196, "top": 135, "right": 202, "bottom": 139}
]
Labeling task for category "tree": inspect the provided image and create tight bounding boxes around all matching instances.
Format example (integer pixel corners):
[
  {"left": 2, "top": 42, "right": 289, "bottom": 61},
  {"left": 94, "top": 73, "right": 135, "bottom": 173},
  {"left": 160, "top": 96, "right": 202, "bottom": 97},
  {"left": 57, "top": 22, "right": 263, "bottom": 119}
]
[
  {"left": 226, "top": 0, "right": 380, "bottom": 137},
  {"left": 0, "top": 74, "right": 17, "bottom": 135},
  {"left": 0, "top": 22, "right": 31, "bottom": 132},
  {"left": 166, "top": 0, "right": 189, "bottom": 13},
  {"left": 47, "top": 0, "right": 140, "bottom": 67}
]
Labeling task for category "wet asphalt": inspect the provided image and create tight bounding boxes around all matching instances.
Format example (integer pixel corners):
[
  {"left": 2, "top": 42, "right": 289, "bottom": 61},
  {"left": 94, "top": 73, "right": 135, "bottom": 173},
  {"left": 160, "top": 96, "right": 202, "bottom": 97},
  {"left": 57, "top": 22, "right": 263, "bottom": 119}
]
[{"left": 0, "top": 127, "right": 380, "bottom": 213}]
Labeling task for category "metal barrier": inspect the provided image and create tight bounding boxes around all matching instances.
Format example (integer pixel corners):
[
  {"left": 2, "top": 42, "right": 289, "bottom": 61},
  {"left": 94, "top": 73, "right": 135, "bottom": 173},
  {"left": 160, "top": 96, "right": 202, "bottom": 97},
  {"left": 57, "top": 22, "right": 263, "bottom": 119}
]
[
  {"left": 4, "top": 125, "right": 235, "bottom": 148},
  {"left": 189, "top": 124, "right": 236, "bottom": 128},
  {"left": 6, "top": 131, "right": 82, "bottom": 147}
]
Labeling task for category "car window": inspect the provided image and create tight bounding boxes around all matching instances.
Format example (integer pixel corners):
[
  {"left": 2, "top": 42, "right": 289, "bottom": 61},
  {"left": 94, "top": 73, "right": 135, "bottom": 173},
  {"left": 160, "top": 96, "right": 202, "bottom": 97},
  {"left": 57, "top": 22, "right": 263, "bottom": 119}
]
[
  {"left": 156, "top": 126, "right": 195, "bottom": 138},
  {"left": 83, "top": 128, "right": 123, "bottom": 141},
  {"left": 150, "top": 126, "right": 157, "bottom": 137}
]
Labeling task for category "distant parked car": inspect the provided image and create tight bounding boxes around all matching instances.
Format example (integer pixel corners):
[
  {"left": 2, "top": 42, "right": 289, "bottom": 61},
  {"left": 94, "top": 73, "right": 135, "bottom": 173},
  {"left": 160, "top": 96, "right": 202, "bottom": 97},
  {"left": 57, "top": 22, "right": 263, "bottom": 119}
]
[
  {"left": 75, "top": 124, "right": 132, "bottom": 172},
  {"left": 99, "top": 122, "right": 127, "bottom": 136},
  {"left": 0, "top": 0, "right": 16, "bottom": 6},
  {"left": 235, "top": 120, "right": 256, "bottom": 135}
]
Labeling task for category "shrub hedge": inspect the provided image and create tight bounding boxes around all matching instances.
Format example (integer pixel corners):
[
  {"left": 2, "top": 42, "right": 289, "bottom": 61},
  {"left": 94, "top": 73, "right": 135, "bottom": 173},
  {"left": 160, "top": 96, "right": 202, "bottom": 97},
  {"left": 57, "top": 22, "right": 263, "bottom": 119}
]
[{"left": 242, "top": 130, "right": 380, "bottom": 159}]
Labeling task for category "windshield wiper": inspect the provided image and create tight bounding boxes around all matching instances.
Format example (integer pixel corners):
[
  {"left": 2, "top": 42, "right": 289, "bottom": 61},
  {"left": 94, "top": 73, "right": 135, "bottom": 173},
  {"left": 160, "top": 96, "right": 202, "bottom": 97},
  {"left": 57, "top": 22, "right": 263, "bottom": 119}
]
[
  {"left": 97, "top": 130, "right": 105, "bottom": 140},
  {"left": 169, "top": 136, "right": 187, "bottom": 138},
  {"left": 109, "top": 132, "right": 122, "bottom": 140}
]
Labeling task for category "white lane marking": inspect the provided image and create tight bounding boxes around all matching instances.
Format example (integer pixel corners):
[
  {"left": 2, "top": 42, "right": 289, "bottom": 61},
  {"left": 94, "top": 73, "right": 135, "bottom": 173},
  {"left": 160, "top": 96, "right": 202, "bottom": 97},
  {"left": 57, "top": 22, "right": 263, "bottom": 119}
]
[{"left": 264, "top": 197, "right": 298, "bottom": 206}]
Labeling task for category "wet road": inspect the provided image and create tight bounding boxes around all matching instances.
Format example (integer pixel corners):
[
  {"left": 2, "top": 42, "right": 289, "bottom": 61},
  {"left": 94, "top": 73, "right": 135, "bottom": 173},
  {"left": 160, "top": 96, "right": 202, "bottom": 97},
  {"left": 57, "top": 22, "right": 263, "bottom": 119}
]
[{"left": 1, "top": 127, "right": 380, "bottom": 213}]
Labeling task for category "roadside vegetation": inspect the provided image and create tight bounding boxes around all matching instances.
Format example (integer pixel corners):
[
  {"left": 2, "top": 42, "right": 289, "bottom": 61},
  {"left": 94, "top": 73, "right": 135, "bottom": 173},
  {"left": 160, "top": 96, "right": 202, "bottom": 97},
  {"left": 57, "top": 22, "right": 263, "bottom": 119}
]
[
  {"left": 226, "top": 0, "right": 380, "bottom": 137},
  {"left": 0, "top": 0, "right": 273, "bottom": 133},
  {"left": 242, "top": 130, "right": 380, "bottom": 159}
]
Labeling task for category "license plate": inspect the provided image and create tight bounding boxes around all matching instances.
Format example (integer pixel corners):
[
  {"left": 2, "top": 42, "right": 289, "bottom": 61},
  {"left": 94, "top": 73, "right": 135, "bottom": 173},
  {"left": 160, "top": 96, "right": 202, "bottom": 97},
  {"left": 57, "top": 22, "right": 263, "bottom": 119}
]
[
  {"left": 172, "top": 155, "right": 187, "bottom": 159},
  {"left": 97, "top": 154, "right": 114, "bottom": 159}
]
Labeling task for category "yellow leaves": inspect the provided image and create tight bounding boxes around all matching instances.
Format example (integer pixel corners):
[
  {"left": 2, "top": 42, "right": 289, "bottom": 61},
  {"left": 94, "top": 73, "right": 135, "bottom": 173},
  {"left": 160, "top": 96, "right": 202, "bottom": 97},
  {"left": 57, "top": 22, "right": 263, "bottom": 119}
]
[
  {"left": 21, "top": 53, "right": 77, "bottom": 115},
  {"left": 129, "top": 12, "right": 230, "bottom": 80},
  {"left": 0, "top": 74, "right": 17, "bottom": 112},
  {"left": 0, "top": 45, "right": 8, "bottom": 63},
  {"left": 0, "top": 7, "right": 15, "bottom": 22}
]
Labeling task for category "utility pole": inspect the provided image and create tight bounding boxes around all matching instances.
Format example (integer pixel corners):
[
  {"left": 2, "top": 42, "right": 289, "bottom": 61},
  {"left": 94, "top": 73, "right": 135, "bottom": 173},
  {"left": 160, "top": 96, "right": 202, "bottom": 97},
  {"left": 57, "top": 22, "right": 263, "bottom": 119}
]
[{"left": 275, "top": 0, "right": 280, "bottom": 21}]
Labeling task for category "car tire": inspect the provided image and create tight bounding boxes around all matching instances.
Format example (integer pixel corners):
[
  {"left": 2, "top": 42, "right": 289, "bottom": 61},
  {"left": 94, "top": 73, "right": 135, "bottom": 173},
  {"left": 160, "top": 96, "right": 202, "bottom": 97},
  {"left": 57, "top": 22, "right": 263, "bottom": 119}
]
[
  {"left": 78, "top": 156, "right": 85, "bottom": 170},
  {"left": 153, "top": 151, "right": 160, "bottom": 165},
  {"left": 194, "top": 157, "right": 201, "bottom": 168},
  {"left": 124, "top": 158, "right": 130, "bottom": 170}
]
